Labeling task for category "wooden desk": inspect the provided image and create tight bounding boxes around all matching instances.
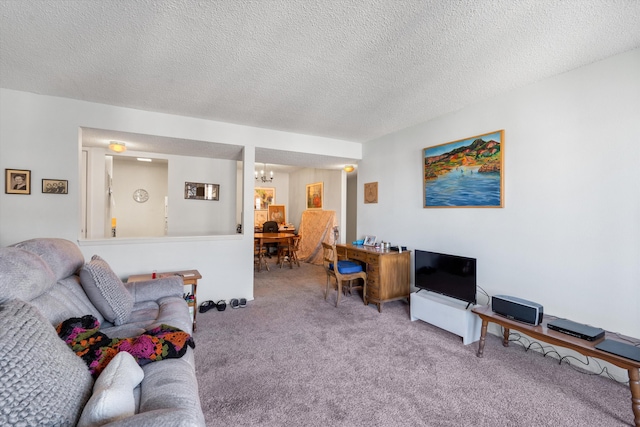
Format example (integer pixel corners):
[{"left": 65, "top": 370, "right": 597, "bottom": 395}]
[
  {"left": 127, "top": 269, "right": 201, "bottom": 332},
  {"left": 472, "top": 305, "right": 640, "bottom": 426},
  {"left": 336, "top": 244, "right": 411, "bottom": 313},
  {"left": 278, "top": 228, "right": 296, "bottom": 234}
]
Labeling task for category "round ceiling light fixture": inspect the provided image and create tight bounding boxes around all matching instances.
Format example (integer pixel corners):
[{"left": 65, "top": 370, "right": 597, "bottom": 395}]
[
  {"left": 344, "top": 165, "right": 355, "bottom": 173},
  {"left": 108, "top": 141, "right": 126, "bottom": 153}
]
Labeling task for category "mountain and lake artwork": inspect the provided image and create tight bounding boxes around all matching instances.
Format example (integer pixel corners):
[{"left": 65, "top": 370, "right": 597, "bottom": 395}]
[{"left": 423, "top": 130, "right": 504, "bottom": 208}]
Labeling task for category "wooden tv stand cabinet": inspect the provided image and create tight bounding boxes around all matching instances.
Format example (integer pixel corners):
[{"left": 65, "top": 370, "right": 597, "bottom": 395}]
[
  {"left": 336, "top": 244, "right": 411, "bottom": 313},
  {"left": 472, "top": 305, "right": 640, "bottom": 427}
]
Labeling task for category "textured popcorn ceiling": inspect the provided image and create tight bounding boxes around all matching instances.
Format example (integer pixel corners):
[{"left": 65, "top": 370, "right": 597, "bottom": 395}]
[{"left": 1, "top": 0, "right": 639, "bottom": 166}]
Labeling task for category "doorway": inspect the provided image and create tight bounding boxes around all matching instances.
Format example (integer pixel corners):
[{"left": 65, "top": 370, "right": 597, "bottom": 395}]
[{"left": 111, "top": 156, "right": 168, "bottom": 238}]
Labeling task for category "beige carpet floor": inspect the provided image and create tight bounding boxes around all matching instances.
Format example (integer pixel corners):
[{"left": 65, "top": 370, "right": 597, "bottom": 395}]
[{"left": 193, "top": 260, "right": 633, "bottom": 426}]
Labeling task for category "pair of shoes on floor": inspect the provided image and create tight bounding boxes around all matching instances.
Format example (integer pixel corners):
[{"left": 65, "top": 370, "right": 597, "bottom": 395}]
[
  {"left": 230, "top": 298, "right": 247, "bottom": 309},
  {"left": 199, "top": 300, "right": 216, "bottom": 313}
]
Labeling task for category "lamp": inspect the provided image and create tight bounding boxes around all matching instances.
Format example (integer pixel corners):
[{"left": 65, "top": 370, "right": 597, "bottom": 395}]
[
  {"left": 344, "top": 165, "right": 355, "bottom": 173},
  {"left": 255, "top": 163, "right": 274, "bottom": 183},
  {"left": 108, "top": 141, "right": 126, "bottom": 153}
]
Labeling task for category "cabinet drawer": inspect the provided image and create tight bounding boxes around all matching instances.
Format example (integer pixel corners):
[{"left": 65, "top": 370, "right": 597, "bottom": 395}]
[
  {"left": 366, "top": 285, "right": 380, "bottom": 299},
  {"left": 367, "top": 264, "right": 378, "bottom": 276},
  {"left": 366, "top": 254, "right": 379, "bottom": 265},
  {"left": 366, "top": 275, "right": 378, "bottom": 287},
  {"left": 347, "top": 250, "right": 367, "bottom": 262}
]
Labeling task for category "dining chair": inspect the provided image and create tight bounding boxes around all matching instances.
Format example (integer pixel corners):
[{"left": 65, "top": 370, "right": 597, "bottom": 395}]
[
  {"left": 321, "top": 242, "right": 367, "bottom": 307},
  {"left": 254, "top": 238, "right": 270, "bottom": 272},
  {"left": 278, "top": 235, "right": 301, "bottom": 269},
  {"left": 262, "top": 221, "right": 279, "bottom": 257}
]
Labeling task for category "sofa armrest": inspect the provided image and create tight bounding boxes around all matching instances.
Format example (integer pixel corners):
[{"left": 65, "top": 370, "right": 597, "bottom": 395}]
[
  {"left": 125, "top": 276, "right": 183, "bottom": 304},
  {"left": 102, "top": 351, "right": 205, "bottom": 426},
  {"left": 102, "top": 408, "right": 204, "bottom": 426}
]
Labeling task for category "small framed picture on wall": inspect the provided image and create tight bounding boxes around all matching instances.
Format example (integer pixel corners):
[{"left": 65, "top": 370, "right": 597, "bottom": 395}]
[
  {"left": 254, "top": 210, "right": 268, "bottom": 228},
  {"left": 305, "top": 182, "right": 323, "bottom": 209},
  {"left": 42, "top": 179, "right": 68, "bottom": 194},
  {"left": 255, "top": 187, "right": 275, "bottom": 210},
  {"left": 5, "top": 169, "right": 31, "bottom": 194},
  {"left": 184, "top": 182, "right": 220, "bottom": 201},
  {"left": 268, "top": 204, "right": 286, "bottom": 224}
]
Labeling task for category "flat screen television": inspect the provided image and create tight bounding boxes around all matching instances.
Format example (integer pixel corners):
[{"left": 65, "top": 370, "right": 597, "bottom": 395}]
[{"left": 414, "top": 250, "right": 477, "bottom": 307}]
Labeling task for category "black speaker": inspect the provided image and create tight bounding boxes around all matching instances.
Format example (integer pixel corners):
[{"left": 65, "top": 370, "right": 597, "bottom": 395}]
[{"left": 491, "top": 295, "right": 543, "bottom": 325}]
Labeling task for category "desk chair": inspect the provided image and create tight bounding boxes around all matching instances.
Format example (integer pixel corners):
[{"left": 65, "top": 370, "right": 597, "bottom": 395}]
[
  {"left": 321, "top": 242, "right": 367, "bottom": 307},
  {"left": 262, "top": 221, "right": 278, "bottom": 232},
  {"left": 278, "top": 235, "right": 301, "bottom": 269},
  {"left": 262, "top": 221, "right": 279, "bottom": 257}
]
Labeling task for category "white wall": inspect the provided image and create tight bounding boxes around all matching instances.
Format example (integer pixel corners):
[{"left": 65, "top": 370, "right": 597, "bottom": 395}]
[
  {"left": 86, "top": 149, "right": 238, "bottom": 238},
  {"left": 168, "top": 156, "right": 237, "bottom": 236},
  {"left": 358, "top": 49, "right": 640, "bottom": 343},
  {"left": 253, "top": 170, "right": 290, "bottom": 226},
  {"left": 240, "top": 167, "right": 346, "bottom": 233},
  {"left": 112, "top": 157, "right": 168, "bottom": 238},
  {"left": 346, "top": 172, "right": 357, "bottom": 243},
  {"left": 0, "top": 89, "right": 362, "bottom": 304},
  {"left": 289, "top": 168, "right": 345, "bottom": 236},
  {"left": 1, "top": 48, "right": 637, "bottom": 369}
]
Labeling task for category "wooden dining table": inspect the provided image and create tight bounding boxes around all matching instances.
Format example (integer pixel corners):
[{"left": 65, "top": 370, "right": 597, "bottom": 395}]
[
  {"left": 255, "top": 232, "right": 293, "bottom": 245},
  {"left": 254, "top": 232, "right": 294, "bottom": 271}
]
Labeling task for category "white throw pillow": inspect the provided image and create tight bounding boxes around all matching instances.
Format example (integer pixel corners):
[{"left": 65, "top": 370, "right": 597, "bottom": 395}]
[{"left": 77, "top": 351, "right": 144, "bottom": 427}]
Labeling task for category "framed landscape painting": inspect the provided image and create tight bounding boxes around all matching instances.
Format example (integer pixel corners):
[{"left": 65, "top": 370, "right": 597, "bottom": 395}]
[{"left": 423, "top": 130, "right": 504, "bottom": 208}]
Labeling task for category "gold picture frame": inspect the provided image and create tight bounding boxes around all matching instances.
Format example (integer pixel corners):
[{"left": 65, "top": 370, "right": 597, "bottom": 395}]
[
  {"left": 254, "top": 187, "right": 275, "bottom": 210},
  {"left": 423, "top": 130, "right": 504, "bottom": 208},
  {"left": 254, "top": 210, "right": 268, "bottom": 228},
  {"left": 5, "top": 169, "right": 31, "bottom": 194},
  {"left": 364, "top": 182, "right": 378, "bottom": 204},
  {"left": 305, "top": 182, "right": 323, "bottom": 209},
  {"left": 268, "top": 204, "right": 286, "bottom": 224}
]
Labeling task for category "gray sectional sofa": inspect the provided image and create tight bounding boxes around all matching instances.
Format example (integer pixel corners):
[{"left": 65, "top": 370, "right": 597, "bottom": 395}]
[{"left": 0, "top": 238, "right": 205, "bottom": 426}]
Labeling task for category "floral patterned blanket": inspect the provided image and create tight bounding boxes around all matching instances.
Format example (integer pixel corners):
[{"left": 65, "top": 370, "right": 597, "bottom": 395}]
[{"left": 57, "top": 315, "right": 195, "bottom": 378}]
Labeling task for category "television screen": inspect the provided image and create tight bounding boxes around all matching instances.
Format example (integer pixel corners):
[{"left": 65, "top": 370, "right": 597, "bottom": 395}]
[{"left": 414, "top": 250, "right": 477, "bottom": 305}]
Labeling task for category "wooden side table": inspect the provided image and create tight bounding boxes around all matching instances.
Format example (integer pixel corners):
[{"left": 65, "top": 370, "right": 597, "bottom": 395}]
[
  {"left": 472, "top": 305, "right": 640, "bottom": 426},
  {"left": 127, "top": 269, "right": 202, "bottom": 332}
]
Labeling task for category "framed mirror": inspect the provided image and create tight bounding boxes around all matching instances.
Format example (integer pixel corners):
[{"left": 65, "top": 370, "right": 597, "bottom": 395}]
[{"left": 185, "top": 182, "right": 220, "bottom": 201}]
